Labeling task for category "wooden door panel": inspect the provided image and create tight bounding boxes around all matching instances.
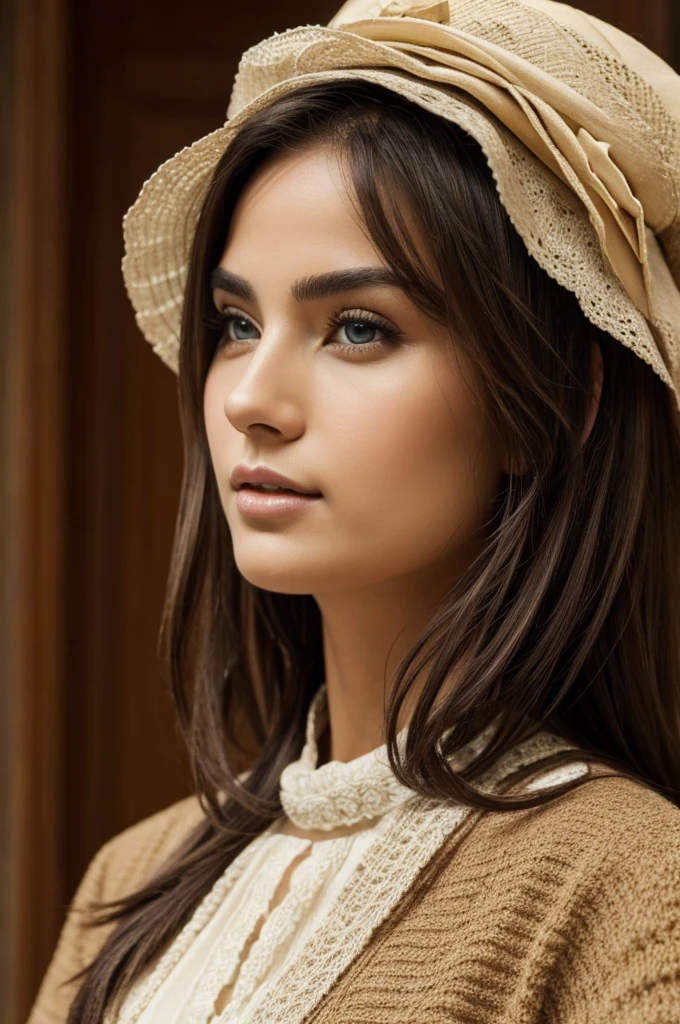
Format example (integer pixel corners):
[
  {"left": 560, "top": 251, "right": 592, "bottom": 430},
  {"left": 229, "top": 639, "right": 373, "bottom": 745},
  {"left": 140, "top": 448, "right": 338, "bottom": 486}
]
[{"left": 7, "top": 0, "right": 675, "bottom": 1020}]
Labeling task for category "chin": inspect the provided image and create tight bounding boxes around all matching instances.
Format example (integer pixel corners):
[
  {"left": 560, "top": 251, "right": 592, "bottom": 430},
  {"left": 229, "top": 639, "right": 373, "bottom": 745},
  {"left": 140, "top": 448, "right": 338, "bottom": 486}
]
[{"left": 233, "top": 556, "right": 324, "bottom": 595}]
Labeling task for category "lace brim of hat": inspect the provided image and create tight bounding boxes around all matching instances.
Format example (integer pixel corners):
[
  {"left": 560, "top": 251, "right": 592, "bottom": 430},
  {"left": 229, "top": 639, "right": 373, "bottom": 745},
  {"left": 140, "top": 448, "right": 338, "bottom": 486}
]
[{"left": 121, "top": 0, "right": 680, "bottom": 418}]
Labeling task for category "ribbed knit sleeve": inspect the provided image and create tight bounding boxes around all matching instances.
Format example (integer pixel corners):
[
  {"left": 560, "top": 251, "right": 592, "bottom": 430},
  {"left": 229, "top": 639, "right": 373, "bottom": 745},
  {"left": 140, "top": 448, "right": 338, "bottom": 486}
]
[
  {"left": 540, "top": 778, "right": 680, "bottom": 1023},
  {"left": 26, "top": 795, "right": 206, "bottom": 1024},
  {"left": 25, "top": 771, "right": 680, "bottom": 1024},
  {"left": 305, "top": 770, "right": 680, "bottom": 1024}
]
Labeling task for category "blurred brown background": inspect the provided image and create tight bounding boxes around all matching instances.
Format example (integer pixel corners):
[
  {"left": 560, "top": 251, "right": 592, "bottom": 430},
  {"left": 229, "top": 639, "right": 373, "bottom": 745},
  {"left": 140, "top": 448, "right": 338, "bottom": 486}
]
[{"left": 0, "top": 0, "right": 678, "bottom": 1020}]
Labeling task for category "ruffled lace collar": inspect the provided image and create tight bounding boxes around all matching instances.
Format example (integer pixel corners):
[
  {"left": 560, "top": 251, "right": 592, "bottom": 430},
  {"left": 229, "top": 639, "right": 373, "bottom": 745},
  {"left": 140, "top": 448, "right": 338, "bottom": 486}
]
[{"left": 279, "top": 684, "right": 494, "bottom": 832}]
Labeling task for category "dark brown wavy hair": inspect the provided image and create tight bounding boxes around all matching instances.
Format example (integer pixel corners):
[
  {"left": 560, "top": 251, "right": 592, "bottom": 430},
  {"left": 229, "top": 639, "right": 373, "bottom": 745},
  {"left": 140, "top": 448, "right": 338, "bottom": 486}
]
[{"left": 65, "top": 80, "right": 680, "bottom": 1022}]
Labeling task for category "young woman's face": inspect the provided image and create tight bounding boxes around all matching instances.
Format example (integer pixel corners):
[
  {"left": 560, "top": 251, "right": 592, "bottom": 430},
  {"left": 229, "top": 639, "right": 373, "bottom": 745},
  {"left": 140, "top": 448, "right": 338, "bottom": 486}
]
[{"left": 204, "top": 145, "right": 509, "bottom": 596}]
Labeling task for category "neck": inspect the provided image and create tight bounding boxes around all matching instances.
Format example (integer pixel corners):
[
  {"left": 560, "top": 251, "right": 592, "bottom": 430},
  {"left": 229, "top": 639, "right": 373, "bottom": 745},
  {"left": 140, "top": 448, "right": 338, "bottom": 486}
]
[{"left": 313, "top": 563, "right": 464, "bottom": 763}]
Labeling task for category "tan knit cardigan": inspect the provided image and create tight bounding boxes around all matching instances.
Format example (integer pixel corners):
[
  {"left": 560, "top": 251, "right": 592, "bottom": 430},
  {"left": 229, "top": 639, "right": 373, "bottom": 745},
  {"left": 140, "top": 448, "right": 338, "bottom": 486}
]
[{"left": 27, "top": 767, "right": 680, "bottom": 1024}]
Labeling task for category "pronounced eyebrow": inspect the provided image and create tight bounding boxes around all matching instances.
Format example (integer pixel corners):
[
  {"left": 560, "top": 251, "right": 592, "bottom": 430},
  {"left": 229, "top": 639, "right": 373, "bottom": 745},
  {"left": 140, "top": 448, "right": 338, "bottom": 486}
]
[{"left": 209, "top": 265, "right": 402, "bottom": 304}]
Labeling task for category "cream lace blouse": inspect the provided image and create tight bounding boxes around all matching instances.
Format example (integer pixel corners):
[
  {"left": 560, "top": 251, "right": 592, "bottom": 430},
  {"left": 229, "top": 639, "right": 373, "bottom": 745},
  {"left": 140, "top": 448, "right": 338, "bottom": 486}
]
[{"left": 114, "top": 686, "right": 587, "bottom": 1024}]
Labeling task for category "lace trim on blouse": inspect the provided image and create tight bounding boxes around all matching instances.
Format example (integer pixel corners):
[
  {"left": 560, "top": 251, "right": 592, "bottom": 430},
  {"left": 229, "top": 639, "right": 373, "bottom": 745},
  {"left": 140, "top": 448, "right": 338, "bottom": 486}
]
[{"left": 111, "top": 685, "right": 587, "bottom": 1024}]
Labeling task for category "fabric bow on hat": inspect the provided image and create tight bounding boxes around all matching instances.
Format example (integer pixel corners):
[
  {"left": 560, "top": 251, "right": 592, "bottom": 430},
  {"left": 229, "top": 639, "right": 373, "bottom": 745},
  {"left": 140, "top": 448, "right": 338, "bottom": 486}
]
[{"left": 331, "top": 0, "right": 679, "bottom": 327}]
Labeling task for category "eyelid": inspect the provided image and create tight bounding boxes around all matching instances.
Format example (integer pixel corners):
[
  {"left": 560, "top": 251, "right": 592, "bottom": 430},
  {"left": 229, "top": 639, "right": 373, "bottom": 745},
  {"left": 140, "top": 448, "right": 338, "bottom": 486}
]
[
  {"left": 215, "top": 301, "right": 252, "bottom": 317},
  {"left": 337, "top": 307, "right": 401, "bottom": 335},
  {"left": 216, "top": 303, "right": 262, "bottom": 329},
  {"left": 213, "top": 303, "right": 400, "bottom": 331}
]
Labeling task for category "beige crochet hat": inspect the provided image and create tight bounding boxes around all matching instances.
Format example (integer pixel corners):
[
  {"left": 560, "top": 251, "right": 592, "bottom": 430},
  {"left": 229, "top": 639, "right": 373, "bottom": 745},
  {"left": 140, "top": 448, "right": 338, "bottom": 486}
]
[{"left": 122, "top": 0, "right": 680, "bottom": 413}]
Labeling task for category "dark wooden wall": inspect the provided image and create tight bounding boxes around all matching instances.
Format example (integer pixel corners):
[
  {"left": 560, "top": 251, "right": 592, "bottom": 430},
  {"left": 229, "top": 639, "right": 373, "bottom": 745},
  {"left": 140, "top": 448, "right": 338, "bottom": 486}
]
[{"left": 5, "top": 0, "right": 675, "bottom": 1020}]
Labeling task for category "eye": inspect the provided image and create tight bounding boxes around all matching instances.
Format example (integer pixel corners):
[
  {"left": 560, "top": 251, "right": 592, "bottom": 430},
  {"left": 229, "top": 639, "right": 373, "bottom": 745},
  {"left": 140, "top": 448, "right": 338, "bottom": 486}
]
[
  {"left": 224, "top": 314, "right": 260, "bottom": 341},
  {"left": 326, "top": 309, "right": 402, "bottom": 356},
  {"left": 203, "top": 305, "right": 403, "bottom": 357},
  {"left": 334, "top": 319, "right": 382, "bottom": 345},
  {"left": 203, "top": 307, "right": 261, "bottom": 349}
]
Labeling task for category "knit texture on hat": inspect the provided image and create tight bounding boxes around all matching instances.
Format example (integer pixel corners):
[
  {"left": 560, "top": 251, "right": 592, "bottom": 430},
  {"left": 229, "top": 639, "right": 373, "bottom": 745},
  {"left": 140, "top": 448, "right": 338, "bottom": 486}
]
[{"left": 121, "top": 0, "right": 680, "bottom": 413}]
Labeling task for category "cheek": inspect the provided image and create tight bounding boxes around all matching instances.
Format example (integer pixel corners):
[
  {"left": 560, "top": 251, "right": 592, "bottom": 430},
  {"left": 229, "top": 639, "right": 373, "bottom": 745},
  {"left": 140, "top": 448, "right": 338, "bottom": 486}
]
[{"left": 320, "top": 362, "right": 501, "bottom": 558}]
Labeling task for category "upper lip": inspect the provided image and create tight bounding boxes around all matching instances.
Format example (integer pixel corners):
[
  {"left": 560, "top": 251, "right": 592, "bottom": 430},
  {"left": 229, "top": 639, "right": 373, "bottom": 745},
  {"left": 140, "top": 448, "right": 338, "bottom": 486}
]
[{"left": 230, "top": 463, "right": 321, "bottom": 495}]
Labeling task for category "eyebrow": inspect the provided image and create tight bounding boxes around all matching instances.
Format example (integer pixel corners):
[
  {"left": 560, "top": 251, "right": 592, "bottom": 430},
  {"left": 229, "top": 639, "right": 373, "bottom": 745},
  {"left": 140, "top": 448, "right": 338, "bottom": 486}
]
[{"left": 209, "top": 265, "right": 402, "bottom": 304}]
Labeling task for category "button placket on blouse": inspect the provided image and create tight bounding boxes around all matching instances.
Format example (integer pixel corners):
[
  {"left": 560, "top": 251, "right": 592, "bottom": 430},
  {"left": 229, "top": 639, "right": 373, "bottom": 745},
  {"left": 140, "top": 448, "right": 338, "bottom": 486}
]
[
  {"left": 183, "top": 835, "right": 313, "bottom": 1024},
  {"left": 218, "top": 835, "right": 354, "bottom": 1023}
]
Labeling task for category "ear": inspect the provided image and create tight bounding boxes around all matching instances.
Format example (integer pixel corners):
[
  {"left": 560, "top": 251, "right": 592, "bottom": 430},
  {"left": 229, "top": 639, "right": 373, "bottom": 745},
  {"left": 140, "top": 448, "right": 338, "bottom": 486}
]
[{"left": 581, "top": 341, "right": 604, "bottom": 448}]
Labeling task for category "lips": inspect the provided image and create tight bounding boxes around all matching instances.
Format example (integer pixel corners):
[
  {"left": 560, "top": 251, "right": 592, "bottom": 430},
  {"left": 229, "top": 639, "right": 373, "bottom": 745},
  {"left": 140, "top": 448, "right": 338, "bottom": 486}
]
[
  {"left": 230, "top": 463, "right": 321, "bottom": 496},
  {"left": 235, "top": 486, "right": 322, "bottom": 519},
  {"left": 240, "top": 484, "right": 303, "bottom": 495}
]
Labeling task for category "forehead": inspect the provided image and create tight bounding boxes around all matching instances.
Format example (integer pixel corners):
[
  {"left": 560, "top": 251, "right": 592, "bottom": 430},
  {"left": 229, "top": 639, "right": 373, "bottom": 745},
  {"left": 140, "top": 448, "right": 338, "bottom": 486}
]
[{"left": 220, "top": 145, "right": 382, "bottom": 269}]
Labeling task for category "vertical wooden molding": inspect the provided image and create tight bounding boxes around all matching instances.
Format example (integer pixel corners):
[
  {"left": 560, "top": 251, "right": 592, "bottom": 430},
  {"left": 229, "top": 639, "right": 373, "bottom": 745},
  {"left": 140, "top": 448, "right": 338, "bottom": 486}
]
[
  {"left": 7, "top": 0, "right": 68, "bottom": 1018},
  {"left": 0, "top": 3, "right": 19, "bottom": 1021},
  {"left": 671, "top": 0, "right": 680, "bottom": 70},
  {"left": 643, "top": 0, "right": 672, "bottom": 61}
]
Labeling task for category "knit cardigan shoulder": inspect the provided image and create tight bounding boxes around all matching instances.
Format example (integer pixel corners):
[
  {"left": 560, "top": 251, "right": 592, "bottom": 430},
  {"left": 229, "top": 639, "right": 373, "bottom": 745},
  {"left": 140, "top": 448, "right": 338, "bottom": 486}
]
[{"left": 27, "top": 770, "right": 680, "bottom": 1024}]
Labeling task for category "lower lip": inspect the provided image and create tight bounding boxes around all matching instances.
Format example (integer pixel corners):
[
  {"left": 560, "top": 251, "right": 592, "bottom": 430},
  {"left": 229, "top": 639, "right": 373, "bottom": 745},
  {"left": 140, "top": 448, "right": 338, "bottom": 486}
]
[{"left": 235, "top": 487, "right": 323, "bottom": 518}]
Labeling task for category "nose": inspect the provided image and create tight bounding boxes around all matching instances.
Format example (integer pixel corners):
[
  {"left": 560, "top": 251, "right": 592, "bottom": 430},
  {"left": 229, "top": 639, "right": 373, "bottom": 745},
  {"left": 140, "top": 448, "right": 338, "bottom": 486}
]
[{"left": 221, "top": 326, "right": 308, "bottom": 438}]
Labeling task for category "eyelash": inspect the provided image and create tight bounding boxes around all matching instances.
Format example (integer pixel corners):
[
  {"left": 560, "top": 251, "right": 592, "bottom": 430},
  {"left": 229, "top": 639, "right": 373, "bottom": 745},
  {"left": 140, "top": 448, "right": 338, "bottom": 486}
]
[{"left": 203, "top": 306, "right": 403, "bottom": 357}]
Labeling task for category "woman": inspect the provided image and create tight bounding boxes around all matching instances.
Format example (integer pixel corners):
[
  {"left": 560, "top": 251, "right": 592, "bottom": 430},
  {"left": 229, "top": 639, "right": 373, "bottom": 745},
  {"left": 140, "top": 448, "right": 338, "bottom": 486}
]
[{"left": 28, "top": 1, "right": 680, "bottom": 1022}]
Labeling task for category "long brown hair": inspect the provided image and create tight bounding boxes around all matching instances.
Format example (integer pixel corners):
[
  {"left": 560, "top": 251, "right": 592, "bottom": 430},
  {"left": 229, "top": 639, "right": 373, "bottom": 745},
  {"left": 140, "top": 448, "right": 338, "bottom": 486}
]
[{"left": 65, "top": 80, "right": 680, "bottom": 1021}]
